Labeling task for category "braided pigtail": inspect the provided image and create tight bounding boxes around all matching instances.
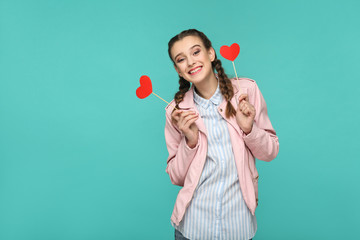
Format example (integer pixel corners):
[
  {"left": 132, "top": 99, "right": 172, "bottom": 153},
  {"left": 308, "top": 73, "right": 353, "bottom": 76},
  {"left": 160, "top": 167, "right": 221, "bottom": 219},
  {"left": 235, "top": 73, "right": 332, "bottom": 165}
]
[
  {"left": 213, "top": 58, "right": 237, "bottom": 119},
  {"left": 174, "top": 76, "right": 190, "bottom": 109},
  {"left": 171, "top": 76, "right": 190, "bottom": 121}
]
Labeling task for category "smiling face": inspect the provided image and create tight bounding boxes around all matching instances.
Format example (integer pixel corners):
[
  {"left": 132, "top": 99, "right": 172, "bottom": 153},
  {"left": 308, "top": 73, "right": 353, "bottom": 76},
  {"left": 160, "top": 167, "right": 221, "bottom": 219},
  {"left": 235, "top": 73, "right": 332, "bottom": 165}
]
[{"left": 170, "top": 35, "right": 216, "bottom": 85}]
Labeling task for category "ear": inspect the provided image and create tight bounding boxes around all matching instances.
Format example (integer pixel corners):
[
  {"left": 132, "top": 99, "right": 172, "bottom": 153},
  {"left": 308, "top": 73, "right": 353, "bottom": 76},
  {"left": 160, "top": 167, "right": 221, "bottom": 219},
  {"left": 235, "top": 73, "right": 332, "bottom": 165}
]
[
  {"left": 174, "top": 64, "right": 182, "bottom": 77},
  {"left": 208, "top": 47, "right": 216, "bottom": 62}
]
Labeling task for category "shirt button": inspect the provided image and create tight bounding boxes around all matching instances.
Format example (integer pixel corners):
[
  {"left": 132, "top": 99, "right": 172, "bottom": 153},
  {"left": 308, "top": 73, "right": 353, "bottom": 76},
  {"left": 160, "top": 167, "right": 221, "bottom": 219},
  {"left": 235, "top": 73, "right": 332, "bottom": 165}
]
[{"left": 219, "top": 108, "right": 223, "bottom": 112}]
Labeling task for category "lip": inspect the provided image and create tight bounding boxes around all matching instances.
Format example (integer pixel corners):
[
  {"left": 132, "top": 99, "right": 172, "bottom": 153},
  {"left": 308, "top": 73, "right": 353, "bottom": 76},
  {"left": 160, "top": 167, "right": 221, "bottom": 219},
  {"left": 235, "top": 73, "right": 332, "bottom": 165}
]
[{"left": 188, "top": 66, "right": 203, "bottom": 75}]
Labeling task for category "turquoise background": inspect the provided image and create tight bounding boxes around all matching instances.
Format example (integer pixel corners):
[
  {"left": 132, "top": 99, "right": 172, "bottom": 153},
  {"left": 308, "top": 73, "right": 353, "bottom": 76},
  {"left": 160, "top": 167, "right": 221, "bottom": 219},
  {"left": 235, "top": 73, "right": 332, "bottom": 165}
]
[{"left": 1, "top": 0, "right": 359, "bottom": 239}]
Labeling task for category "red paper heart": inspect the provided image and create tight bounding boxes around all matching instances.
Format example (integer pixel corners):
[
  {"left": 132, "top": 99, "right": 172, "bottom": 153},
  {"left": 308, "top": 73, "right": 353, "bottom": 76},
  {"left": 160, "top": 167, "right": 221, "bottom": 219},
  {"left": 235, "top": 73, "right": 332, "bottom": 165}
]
[
  {"left": 220, "top": 43, "right": 240, "bottom": 61},
  {"left": 136, "top": 75, "right": 153, "bottom": 99}
]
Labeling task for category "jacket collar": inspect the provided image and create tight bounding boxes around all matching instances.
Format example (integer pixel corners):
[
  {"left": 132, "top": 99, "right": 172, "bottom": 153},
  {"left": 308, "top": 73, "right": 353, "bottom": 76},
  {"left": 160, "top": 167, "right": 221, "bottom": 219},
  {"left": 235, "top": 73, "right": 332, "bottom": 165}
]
[
  {"left": 177, "top": 78, "right": 242, "bottom": 136},
  {"left": 178, "top": 77, "right": 240, "bottom": 109}
]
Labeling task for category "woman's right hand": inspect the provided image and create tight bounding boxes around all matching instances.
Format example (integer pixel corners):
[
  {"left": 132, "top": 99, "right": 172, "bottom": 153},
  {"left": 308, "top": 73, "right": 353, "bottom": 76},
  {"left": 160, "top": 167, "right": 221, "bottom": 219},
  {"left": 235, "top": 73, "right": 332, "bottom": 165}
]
[{"left": 171, "top": 109, "right": 199, "bottom": 148}]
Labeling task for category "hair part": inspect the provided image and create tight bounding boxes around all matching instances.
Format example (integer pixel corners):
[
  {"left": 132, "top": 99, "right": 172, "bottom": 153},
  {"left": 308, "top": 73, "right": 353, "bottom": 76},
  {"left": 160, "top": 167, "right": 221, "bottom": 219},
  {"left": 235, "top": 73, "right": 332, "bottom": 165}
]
[{"left": 168, "top": 29, "right": 237, "bottom": 119}]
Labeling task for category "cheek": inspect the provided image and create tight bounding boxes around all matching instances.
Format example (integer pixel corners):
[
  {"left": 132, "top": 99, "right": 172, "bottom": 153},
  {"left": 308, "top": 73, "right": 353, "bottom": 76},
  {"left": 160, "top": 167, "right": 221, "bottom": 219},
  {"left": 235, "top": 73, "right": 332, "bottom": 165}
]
[
  {"left": 177, "top": 63, "right": 187, "bottom": 72},
  {"left": 199, "top": 54, "right": 211, "bottom": 64}
]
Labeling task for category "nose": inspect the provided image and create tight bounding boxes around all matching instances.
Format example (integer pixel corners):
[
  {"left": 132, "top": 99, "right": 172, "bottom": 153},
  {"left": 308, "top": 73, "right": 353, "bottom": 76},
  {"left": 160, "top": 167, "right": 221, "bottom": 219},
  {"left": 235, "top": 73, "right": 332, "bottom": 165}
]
[{"left": 187, "top": 56, "right": 195, "bottom": 67}]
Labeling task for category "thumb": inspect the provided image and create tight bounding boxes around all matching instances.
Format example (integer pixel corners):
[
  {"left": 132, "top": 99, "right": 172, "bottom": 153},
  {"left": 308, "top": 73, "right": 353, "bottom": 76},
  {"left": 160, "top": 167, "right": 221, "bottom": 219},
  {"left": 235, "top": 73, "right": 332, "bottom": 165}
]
[{"left": 238, "top": 93, "right": 249, "bottom": 103}]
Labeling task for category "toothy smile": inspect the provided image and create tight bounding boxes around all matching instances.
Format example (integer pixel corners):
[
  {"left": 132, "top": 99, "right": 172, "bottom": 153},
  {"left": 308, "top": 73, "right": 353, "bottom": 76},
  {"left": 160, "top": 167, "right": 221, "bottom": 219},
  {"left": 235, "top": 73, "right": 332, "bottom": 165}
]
[{"left": 188, "top": 66, "right": 202, "bottom": 75}]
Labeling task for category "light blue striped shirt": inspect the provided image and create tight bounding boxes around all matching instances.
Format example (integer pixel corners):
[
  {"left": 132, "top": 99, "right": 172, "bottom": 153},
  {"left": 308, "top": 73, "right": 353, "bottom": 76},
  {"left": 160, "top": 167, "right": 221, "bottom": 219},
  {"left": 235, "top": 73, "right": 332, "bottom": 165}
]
[{"left": 173, "top": 82, "right": 257, "bottom": 240}]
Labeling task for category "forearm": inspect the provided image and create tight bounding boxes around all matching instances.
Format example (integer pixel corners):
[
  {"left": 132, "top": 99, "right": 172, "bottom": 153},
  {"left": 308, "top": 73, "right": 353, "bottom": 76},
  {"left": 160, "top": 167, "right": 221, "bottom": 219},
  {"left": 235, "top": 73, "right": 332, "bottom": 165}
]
[{"left": 185, "top": 135, "right": 199, "bottom": 149}]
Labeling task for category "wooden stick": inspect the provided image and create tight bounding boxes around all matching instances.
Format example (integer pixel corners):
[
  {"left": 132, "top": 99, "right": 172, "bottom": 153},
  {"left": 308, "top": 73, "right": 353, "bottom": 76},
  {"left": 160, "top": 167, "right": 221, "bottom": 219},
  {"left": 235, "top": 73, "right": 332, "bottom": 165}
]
[
  {"left": 232, "top": 61, "right": 242, "bottom": 95},
  {"left": 152, "top": 92, "right": 178, "bottom": 110}
]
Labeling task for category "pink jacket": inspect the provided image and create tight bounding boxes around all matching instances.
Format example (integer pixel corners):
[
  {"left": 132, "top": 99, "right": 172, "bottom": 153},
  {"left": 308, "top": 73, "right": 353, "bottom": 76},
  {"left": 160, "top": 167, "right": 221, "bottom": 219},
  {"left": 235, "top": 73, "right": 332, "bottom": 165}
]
[{"left": 164, "top": 77, "right": 279, "bottom": 226}]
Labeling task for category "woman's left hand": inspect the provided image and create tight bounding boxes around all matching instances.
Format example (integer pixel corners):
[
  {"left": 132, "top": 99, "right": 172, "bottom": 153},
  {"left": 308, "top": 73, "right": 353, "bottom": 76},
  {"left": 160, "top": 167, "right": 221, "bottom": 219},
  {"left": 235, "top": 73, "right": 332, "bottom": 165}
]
[{"left": 236, "top": 94, "right": 256, "bottom": 135}]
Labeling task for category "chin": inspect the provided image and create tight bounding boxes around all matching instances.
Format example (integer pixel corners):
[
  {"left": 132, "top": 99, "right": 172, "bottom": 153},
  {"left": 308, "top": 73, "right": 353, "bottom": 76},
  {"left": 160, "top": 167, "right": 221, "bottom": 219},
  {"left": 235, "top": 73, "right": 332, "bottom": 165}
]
[
  {"left": 187, "top": 72, "right": 212, "bottom": 84},
  {"left": 184, "top": 76, "right": 203, "bottom": 85}
]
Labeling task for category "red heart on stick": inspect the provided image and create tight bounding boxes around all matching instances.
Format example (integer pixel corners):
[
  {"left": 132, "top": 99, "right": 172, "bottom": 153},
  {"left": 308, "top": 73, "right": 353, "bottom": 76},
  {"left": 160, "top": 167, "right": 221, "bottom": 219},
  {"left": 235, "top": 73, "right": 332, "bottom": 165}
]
[
  {"left": 220, "top": 43, "right": 240, "bottom": 61},
  {"left": 136, "top": 75, "right": 153, "bottom": 99}
]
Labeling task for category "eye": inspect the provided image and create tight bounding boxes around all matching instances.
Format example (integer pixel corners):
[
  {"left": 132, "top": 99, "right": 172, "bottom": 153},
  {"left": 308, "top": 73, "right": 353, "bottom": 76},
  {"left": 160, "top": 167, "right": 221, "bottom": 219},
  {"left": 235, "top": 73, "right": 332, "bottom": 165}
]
[
  {"left": 176, "top": 58, "right": 184, "bottom": 63},
  {"left": 194, "top": 50, "right": 200, "bottom": 55}
]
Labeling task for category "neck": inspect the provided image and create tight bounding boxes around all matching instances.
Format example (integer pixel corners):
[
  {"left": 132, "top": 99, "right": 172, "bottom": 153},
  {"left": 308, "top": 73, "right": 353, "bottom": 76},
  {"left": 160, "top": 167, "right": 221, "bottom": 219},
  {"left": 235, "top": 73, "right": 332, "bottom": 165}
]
[{"left": 194, "top": 73, "right": 218, "bottom": 99}]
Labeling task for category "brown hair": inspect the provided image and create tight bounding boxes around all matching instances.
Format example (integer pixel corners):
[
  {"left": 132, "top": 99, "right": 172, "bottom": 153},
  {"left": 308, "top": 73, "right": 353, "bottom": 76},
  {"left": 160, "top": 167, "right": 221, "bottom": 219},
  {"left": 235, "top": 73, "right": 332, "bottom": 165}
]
[{"left": 168, "top": 29, "right": 237, "bottom": 119}]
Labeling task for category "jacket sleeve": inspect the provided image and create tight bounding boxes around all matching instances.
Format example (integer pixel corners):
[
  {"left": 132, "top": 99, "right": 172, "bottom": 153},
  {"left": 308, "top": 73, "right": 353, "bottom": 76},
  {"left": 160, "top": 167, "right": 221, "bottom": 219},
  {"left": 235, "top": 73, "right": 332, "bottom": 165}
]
[
  {"left": 164, "top": 110, "right": 200, "bottom": 186},
  {"left": 242, "top": 82, "right": 279, "bottom": 162}
]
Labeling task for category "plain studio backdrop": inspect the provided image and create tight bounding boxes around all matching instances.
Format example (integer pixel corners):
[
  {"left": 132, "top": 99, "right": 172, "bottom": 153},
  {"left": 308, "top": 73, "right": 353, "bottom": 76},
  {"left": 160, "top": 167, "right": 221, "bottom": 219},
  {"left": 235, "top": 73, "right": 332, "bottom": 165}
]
[{"left": 0, "top": 0, "right": 359, "bottom": 239}]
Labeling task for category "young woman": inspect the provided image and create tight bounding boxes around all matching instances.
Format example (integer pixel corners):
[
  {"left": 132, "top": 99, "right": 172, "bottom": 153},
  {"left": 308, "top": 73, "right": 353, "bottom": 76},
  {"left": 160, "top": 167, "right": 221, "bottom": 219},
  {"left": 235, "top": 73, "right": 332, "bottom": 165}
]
[{"left": 164, "top": 29, "right": 279, "bottom": 240}]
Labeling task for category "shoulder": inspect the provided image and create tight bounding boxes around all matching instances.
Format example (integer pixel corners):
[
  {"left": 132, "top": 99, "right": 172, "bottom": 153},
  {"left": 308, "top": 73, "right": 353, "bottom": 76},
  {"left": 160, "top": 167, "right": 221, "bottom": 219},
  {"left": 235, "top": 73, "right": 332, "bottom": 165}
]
[{"left": 230, "top": 77, "right": 258, "bottom": 92}]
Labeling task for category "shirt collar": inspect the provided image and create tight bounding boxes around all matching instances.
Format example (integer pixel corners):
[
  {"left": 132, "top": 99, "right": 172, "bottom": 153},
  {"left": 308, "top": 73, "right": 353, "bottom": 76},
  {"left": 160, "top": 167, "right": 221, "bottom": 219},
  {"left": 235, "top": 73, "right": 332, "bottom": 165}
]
[{"left": 193, "top": 80, "right": 222, "bottom": 109}]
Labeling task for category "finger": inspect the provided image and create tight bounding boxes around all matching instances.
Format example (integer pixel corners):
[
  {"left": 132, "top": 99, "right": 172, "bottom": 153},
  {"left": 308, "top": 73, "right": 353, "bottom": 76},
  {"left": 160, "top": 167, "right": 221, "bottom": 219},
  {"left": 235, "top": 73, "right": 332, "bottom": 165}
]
[
  {"left": 171, "top": 113, "right": 181, "bottom": 123},
  {"left": 181, "top": 113, "right": 198, "bottom": 125},
  {"left": 171, "top": 110, "right": 182, "bottom": 119},
  {"left": 243, "top": 107, "right": 251, "bottom": 116},
  {"left": 240, "top": 101, "right": 247, "bottom": 112},
  {"left": 239, "top": 105, "right": 245, "bottom": 113},
  {"left": 240, "top": 100, "right": 253, "bottom": 112},
  {"left": 238, "top": 94, "right": 248, "bottom": 103},
  {"left": 183, "top": 115, "right": 199, "bottom": 129},
  {"left": 246, "top": 106, "right": 256, "bottom": 116},
  {"left": 171, "top": 116, "right": 178, "bottom": 123},
  {"left": 249, "top": 106, "right": 256, "bottom": 116},
  {"left": 173, "top": 109, "right": 182, "bottom": 115},
  {"left": 179, "top": 115, "right": 198, "bottom": 131},
  {"left": 239, "top": 105, "right": 248, "bottom": 114},
  {"left": 239, "top": 101, "right": 245, "bottom": 110},
  {"left": 171, "top": 113, "right": 179, "bottom": 122},
  {"left": 179, "top": 111, "right": 197, "bottom": 121}
]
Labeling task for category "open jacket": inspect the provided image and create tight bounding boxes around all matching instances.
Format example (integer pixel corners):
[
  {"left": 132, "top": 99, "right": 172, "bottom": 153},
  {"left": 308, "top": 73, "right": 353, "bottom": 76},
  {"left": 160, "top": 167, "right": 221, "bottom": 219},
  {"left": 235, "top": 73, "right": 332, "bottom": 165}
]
[{"left": 164, "top": 77, "right": 279, "bottom": 226}]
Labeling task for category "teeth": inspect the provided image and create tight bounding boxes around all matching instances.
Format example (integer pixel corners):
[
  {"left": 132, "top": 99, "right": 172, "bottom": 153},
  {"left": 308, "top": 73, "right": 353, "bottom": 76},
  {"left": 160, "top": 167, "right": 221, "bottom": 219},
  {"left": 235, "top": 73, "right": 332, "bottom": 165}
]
[{"left": 190, "top": 67, "right": 201, "bottom": 74}]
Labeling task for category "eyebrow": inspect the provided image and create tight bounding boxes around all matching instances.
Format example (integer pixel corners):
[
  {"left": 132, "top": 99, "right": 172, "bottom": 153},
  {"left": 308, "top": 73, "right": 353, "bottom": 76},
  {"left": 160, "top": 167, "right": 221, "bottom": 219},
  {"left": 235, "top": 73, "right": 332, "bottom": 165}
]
[{"left": 174, "top": 44, "right": 201, "bottom": 61}]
